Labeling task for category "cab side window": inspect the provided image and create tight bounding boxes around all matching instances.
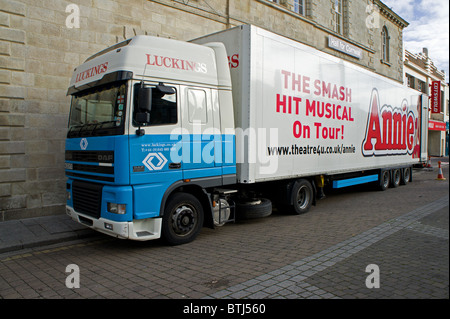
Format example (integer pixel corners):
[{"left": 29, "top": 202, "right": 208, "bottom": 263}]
[
  {"left": 187, "top": 88, "right": 207, "bottom": 124},
  {"left": 133, "top": 83, "right": 177, "bottom": 126}
]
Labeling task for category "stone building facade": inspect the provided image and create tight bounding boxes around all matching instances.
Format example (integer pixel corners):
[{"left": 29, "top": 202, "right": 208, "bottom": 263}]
[
  {"left": 0, "top": 0, "right": 408, "bottom": 220},
  {"left": 404, "top": 48, "right": 449, "bottom": 157}
]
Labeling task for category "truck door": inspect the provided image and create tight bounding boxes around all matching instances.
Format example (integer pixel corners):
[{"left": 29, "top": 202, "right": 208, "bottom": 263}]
[
  {"left": 129, "top": 82, "right": 182, "bottom": 185},
  {"left": 129, "top": 82, "right": 185, "bottom": 220},
  {"left": 419, "top": 94, "right": 429, "bottom": 162},
  {"left": 181, "top": 87, "right": 221, "bottom": 180}
]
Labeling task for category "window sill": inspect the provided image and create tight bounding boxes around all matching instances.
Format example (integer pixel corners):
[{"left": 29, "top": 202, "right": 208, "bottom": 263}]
[{"left": 380, "top": 59, "right": 391, "bottom": 67}]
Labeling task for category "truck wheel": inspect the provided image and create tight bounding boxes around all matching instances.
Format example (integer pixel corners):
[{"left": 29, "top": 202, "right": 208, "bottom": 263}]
[
  {"left": 379, "top": 170, "right": 390, "bottom": 191},
  {"left": 236, "top": 198, "right": 272, "bottom": 220},
  {"left": 161, "top": 192, "right": 204, "bottom": 245},
  {"left": 292, "top": 179, "right": 313, "bottom": 214},
  {"left": 401, "top": 167, "right": 411, "bottom": 185},
  {"left": 391, "top": 169, "right": 401, "bottom": 188}
]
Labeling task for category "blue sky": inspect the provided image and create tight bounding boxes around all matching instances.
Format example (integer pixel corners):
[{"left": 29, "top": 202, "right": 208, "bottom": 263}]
[{"left": 382, "top": 0, "right": 449, "bottom": 82}]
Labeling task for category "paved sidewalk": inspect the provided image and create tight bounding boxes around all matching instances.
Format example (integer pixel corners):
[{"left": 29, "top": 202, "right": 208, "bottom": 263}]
[
  {"left": 0, "top": 214, "right": 96, "bottom": 254},
  {"left": 205, "top": 195, "right": 449, "bottom": 299}
]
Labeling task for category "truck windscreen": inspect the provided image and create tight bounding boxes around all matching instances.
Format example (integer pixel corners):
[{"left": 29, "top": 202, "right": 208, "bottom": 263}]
[{"left": 67, "top": 81, "right": 127, "bottom": 138}]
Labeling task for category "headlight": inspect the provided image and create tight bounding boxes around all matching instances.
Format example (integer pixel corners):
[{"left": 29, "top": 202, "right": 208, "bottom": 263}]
[{"left": 107, "top": 202, "right": 127, "bottom": 214}]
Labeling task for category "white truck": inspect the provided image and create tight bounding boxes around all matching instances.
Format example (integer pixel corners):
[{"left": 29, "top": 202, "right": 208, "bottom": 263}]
[{"left": 65, "top": 25, "right": 428, "bottom": 245}]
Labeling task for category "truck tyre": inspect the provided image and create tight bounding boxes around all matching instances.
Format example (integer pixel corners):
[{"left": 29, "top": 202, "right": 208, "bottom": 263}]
[
  {"left": 391, "top": 169, "right": 401, "bottom": 188},
  {"left": 291, "top": 179, "right": 313, "bottom": 214},
  {"left": 161, "top": 192, "right": 204, "bottom": 245},
  {"left": 401, "top": 167, "right": 411, "bottom": 185},
  {"left": 379, "top": 170, "right": 390, "bottom": 191},
  {"left": 236, "top": 198, "right": 272, "bottom": 220}
]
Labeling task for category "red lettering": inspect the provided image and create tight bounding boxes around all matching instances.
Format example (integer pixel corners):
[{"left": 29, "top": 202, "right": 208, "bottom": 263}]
[
  {"left": 293, "top": 97, "right": 302, "bottom": 115},
  {"left": 362, "top": 89, "right": 416, "bottom": 156},
  {"left": 332, "top": 85, "right": 339, "bottom": 100},
  {"left": 75, "top": 62, "right": 108, "bottom": 83},
  {"left": 335, "top": 105, "right": 341, "bottom": 120},
  {"left": 381, "top": 110, "right": 393, "bottom": 149},
  {"left": 172, "top": 58, "right": 180, "bottom": 69},
  {"left": 292, "top": 73, "right": 301, "bottom": 91},
  {"left": 407, "top": 116, "right": 415, "bottom": 150},
  {"left": 325, "top": 103, "right": 332, "bottom": 119},
  {"left": 276, "top": 94, "right": 286, "bottom": 113},
  {"left": 231, "top": 54, "right": 239, "bottom": 68},
  {"left": 146, "top": 54, "right": 207, "bottom": 73},
  {"left": 339, "top": 86, "right": 345, "bottom": 101},
  {"left": 322, "top": 82, "right": 331, "bottom": 98},
  {"left": 163, "top": 57, "right": 172, "bottom": 68},
  {"left": 293, "top": 121, "right": 302, "bottom": 138},
  {"left": 303, "top": 76, "right": 310, "bottom": 94},
  {"left": 281, "top": 70, "right": 290, "bottom": 89},
  {"left": 346, "top": 88, "right": 351, "bottom": 102},
  {"left": 185, "top": 61, "right": 195, "bottom": 71},
  {"left": 363, "top": 92, "right": 382, "bottom": 152},
  {"left": 314, "top": 79, "right": 321, "bottom": 96},
  {"left": 306, "top": 99, "right": 315, "bottom": 116}
]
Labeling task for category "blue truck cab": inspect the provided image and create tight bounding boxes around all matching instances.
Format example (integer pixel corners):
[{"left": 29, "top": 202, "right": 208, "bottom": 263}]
[{"left": 65, "top": 36, "right": 236, "bottom": 245}]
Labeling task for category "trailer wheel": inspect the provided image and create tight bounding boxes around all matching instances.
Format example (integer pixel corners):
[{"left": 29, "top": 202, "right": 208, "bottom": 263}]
[
  {"left": 401, "top": 167, "right": 411, "bottom": 185},
  {"left": 236, "top": 198, "right": 272, "bottom": 220},
  {"left": 379, "top": 170, "right": 390, "bottom": 191},
  {"left": 391, "top": 169, "right": 401, "bottom": 188},
  {"left": 291, "top": 179, "right": 313, "bottom": 214},
  {"left": 161, "top": 192, "right": 204, "bottom": 245}
]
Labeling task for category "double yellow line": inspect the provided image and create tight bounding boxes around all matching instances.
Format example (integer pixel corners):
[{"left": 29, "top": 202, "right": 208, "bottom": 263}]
[{"left": 1, "top": 239, "right": 109, "bottom": 262}]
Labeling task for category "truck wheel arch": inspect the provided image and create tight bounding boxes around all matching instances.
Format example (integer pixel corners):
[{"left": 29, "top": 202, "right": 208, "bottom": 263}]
[{"left": 159, "top": 182, "right": 215, "bottom": 229}]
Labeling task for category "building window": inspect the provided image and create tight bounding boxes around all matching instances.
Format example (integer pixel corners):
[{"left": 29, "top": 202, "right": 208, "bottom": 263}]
[
  {"left": 382, "top": 26, "right": 390, "bottom": 62},
  {"left": 335, "top": 0, "right": 343, "bottom": 34},
  {"left": 406, "top": 74, "right": 415, "bottom": 89},
  {"left": 417, "top": 80, "right": 427, "bottom": 94},
  {"left": 294, "top": 0, "right": 304, "bottom": 15}
]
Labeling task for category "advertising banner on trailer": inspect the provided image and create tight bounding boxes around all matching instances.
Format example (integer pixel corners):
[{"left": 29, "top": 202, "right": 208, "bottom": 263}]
[{"left": 193, "top": 25, "right": 428, "bottom": 183}]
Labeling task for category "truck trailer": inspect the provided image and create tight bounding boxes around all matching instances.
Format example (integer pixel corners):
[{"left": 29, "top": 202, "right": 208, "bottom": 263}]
[{"left": 65, "top": 25, "right": 428, "bottom": 245}]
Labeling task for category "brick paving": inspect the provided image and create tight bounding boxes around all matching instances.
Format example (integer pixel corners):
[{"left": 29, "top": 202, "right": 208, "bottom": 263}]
[{"left": 205, "top": 196, "right": 449, "bottom": 299}]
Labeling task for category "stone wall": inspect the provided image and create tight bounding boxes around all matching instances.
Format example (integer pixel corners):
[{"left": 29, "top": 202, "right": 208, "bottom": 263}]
[{"left": 0, "top": 0, "right": 407, "bottom": 220}]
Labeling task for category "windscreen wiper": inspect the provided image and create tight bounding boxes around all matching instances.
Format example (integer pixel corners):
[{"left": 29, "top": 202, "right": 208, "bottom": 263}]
[{"left": 90, "top": 121, "right": 114, "bottom": 136}]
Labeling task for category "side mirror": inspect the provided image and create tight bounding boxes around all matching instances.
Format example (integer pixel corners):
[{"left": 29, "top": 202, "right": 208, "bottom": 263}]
[
  {"left": 137, "top": 86, "right": 152, "bottom": 112},
  {"left": 156, "top": 84, "right": 175, "bottom": 95}
]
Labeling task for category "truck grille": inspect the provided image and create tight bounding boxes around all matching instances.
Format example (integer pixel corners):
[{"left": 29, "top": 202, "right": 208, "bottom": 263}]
[
  {"left": 72, "top": 181, "right": 103, "bottom": 219},
  {"left": 65, "top": 150, "right": 114, "bottom": 182},
  {"left": 66, "top": 151, "right": 114, "bottom": 163}
]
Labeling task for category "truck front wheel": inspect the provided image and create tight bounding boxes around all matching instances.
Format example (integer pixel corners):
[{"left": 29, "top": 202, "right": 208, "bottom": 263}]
[{"left": 162, "top": 193, "right": 204, "bottom": 245}]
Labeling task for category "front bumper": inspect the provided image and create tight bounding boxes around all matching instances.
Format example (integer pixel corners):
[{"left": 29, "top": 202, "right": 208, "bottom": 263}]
[{"left": 66, "top": 206, "right": 162, "bottom": 241}]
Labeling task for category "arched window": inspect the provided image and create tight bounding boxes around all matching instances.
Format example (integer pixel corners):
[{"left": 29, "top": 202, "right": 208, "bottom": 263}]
[
  {"left": 335, "top": 0, "right": 343, "bottom": 34},
  {"left": 382, "top": 26, "right": 390, "bottom": 62}
]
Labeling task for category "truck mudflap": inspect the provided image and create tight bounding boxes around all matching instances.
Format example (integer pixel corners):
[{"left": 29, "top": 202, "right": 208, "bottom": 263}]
[{"left": 66, "top": 206, "right": 162, "bottom": 241}]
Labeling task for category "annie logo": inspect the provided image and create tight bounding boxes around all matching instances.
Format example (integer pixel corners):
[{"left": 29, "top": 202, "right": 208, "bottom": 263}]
[{"left": 362, "top": 89, "right": 417, "bottom": 157}]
